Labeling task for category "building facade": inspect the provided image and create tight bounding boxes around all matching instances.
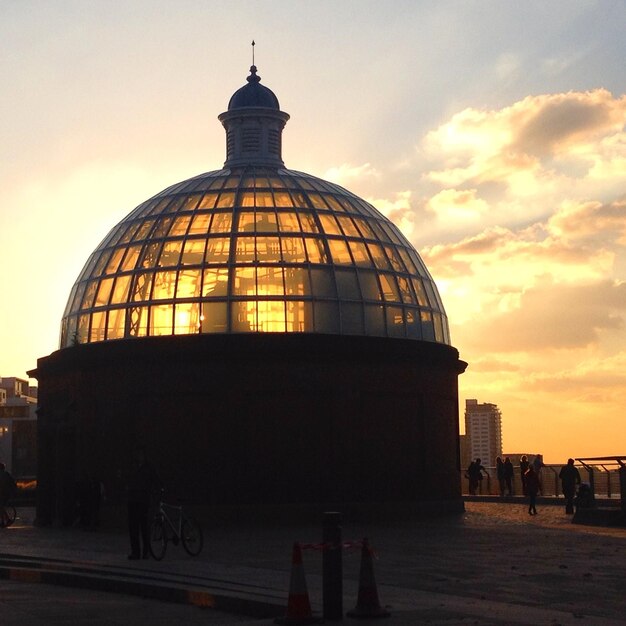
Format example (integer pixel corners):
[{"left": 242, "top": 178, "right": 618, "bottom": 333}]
[
  {"left": 0, "top": 377, "right": 38, "bottom": 478},
  {"left": 464, "top": 398, "right": 502, "bottom": 468},
  {"left": 30, "top": 64, "right": 467, "bottom": 524}
]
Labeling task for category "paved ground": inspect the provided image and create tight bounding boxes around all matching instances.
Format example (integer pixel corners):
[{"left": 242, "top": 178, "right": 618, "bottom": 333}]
[
  {"left": 1, "top": 500, "right": 625, "bottom": 625},
  {"left": 0, "top": 580, "right": 258, "bottom": 625}
]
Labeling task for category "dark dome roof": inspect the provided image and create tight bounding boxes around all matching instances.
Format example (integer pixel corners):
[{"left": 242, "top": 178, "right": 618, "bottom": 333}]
[{"left": 228, "top": 65, "right": 280, "bottom": 110}]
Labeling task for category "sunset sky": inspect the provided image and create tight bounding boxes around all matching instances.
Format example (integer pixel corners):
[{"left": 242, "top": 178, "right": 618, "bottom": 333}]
[{"left": 1, "top": 2, "right": 624, "bottom": 463}]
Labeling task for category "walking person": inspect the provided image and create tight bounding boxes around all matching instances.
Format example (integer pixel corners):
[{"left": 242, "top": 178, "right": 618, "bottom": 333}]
[
  {"left": 532, "top": 454, "right": 545, "bottom": 495},
  {"left": 525, "top": 465, "right": 540, "bottom": 515},
  {"left": 504, "top": 457, "right": 514, "bottom": 496},
  {"left": 519, "top": 455, "right": 530, "bottom": 496},
  {"left": 126, "top": 447, "right": 159, "bottom": 560},
  {"left": 559, "top": 458, "right": 581, "bottom": 514}
]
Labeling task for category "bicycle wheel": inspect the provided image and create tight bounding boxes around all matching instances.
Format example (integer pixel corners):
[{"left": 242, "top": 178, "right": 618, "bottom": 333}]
[
  {"left": 148, "top": 515, "right": 167, "bottom": 560},
  {"left": 181, "top": 516, "right": 203, "bottom": 556}
]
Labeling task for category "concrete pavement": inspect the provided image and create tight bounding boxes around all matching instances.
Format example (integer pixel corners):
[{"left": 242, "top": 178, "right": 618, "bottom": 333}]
[{"left": 1, "top": 501, "right": 625, "bottom": 625}]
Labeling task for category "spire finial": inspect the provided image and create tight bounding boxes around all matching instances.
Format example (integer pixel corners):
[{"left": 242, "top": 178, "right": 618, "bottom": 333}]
[{"left": 248, "top": 40, "right": 259, "bottom": 82}]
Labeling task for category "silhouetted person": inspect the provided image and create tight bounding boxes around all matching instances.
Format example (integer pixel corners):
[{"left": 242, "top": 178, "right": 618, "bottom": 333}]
[
  {"left": 520, "top": 455, "right": 530, "bottom": 496},
  {"left": 467, "top": 458, "right": 486, "bottom": 495},
  {"left": 504, "top": 457, "right": 514, "bottom": 495},
  {"left": 126, "top": 448, "right": 159, "bottom": 559},
  {"left": 532, "top": 454, "right": 545, "bottom": 495},
  {"left": 525, "top": 466, "right": 540, "bottom": 515},
  {"left": 0, "top": 462, "right": 17, "bottom": 527},
  {"left": 559, "top": 458, "right": 581, "bottom": 514},
  {"left": 76, "top": 471, "right": 104, "bottom": 529},
  {"left": 496, "top": 457, "right": 506, "bottom": 496}
]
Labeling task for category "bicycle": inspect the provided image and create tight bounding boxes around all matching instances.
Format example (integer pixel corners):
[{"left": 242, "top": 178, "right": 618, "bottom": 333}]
[
  {"left": 0, "top": 503, "right": 16, "bottom": 528},
  {"left": 148, "top": 490, "right": 203, "bottom": 560}
]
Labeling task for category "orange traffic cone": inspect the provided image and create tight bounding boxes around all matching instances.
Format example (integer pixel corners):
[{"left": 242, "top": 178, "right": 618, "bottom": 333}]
[
  {"left": 347, "top": 538, "right": 390, "bottom": 619},
  {"left": 275, "top": 542, "right": 321, "bottom": 625}
]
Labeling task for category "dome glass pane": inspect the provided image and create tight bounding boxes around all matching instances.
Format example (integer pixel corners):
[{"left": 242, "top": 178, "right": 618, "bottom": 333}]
[{"left": 60, "top": 166, "right": 449, "bottom": 347}]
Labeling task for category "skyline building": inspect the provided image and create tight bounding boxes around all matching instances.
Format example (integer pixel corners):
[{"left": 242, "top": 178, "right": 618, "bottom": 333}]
[
  {"left": 0, "top": 376, "right": 37, "bottom": 478},
  {"left": 464, "top": 398, "right": 502, "bottom": 467},
  {"left": 30, "top": 62, "right": 467, "bottom": 524}
]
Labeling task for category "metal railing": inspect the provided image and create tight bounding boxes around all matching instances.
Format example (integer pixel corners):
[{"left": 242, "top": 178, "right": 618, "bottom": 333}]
[
  {"left": 461, "top": 458, "right": 626, "bottom": 503},
  {"left": 575, "top": 456, "right": 626, "bottom": 513}
]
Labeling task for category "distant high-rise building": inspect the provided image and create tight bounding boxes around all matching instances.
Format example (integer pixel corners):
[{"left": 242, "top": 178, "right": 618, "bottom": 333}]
[{"left": 464, "top": 399, "right": 502, "bottom": 467}]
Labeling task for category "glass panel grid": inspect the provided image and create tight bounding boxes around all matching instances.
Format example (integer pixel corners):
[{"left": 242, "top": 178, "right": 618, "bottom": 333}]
[{"left": 61, "top": 167, "right": 449, "bottom": 347}]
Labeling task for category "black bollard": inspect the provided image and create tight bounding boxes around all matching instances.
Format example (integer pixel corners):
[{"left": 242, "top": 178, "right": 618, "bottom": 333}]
[{"left": 323, "top": 511, "right": 342, "bottom": 620}]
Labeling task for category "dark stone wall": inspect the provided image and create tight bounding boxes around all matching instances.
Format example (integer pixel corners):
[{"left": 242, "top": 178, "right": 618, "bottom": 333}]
[{"left": 30, "top": 334, "right": 466, "bottom": 525}]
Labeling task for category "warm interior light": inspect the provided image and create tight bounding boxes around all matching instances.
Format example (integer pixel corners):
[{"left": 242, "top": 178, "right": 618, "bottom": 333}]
[
  {"left": 61, "top": 168, "right": 450, "bottom": 347},
  {"left": 174, "top": 304, "right": 198, "bottom": 335}
]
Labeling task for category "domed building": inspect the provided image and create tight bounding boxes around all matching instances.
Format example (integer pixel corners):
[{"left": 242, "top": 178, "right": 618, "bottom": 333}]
[{"left": 31, "top": 65, "right": 467, "bottom": 524}]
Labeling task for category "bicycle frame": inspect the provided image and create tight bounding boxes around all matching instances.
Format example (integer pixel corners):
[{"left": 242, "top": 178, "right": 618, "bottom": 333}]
[
  {"left": 148, "top": 492, "right": 203, "bottom": 560},
  {"left": 158, "top": 501, "right": 183, "bottom": 541}
]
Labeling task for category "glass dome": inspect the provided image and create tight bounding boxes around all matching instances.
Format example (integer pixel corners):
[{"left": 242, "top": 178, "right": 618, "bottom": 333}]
[{"left": 60, "top": 68, "right": 450, "bottom": 348}]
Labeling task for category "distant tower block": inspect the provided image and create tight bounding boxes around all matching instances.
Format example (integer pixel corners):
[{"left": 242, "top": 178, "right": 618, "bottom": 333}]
[
  {"left": 30, "top": 63, "right": 467, "bottom": 525},
  {"left": 465, "top": 399, "right": 503, "bottom": 467}
]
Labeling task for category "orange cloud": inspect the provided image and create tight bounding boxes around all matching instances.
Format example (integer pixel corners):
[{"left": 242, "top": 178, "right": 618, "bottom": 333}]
[
  {"left": 426, "top": 188, "right": 489, "bottom": 221},
  {"left": 421, "top": 90, "right": 626, "bottom": 227},
  {"left": 464, "top": 280, "right": 625, "bottom": 352},
  {"left": 548, "top": 198, "right": 626, "bottom": 244}
]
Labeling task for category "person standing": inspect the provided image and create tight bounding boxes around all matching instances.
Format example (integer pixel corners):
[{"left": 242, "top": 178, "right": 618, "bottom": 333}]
[
  {"left": 559, "top": 458, "right": 581, "bottom": 514},
  {"left": 525, "top": 465, "right": 540, "bottom": 515},
  {"left": 496, "top": 457, "right": 506, "bottom": 496},
  {"left": 504, "top": 457, "right": 514, "bottom": 496},
  {"left": 0, "top": 462, "right": 17, "bottom": 524},
  {"left": 519, "top": 455, "right": 530, "bottom": 496},
  {"left": 467, "top": 458, "right": 485, "bottom": 495},
  {"left": 126, "top": 448, "right": 159, "bottom": 560}
]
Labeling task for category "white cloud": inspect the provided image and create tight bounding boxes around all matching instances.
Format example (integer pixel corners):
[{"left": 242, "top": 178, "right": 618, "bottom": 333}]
[
  {"left": 366, "top": 190, "right": 414, "bottom": 239},
  {"left": 323, "top": 162, "right": 379, "bottom": 186},
  {"left": 427, "top": 188, "right": 489, "bottom": 221}
]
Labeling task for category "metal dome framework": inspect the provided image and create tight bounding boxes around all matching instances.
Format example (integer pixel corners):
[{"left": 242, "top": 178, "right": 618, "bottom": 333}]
[{"left": 60, "top": 68, "right": 450, "bottom": 349}]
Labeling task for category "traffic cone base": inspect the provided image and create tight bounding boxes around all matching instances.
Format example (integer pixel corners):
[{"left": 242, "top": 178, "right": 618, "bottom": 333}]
[
  {"left": 347, "top": 538, "right": 390, "bottom": 619},
  {"left": 275, "top": 543, "right": 322, "bottom": 625}
]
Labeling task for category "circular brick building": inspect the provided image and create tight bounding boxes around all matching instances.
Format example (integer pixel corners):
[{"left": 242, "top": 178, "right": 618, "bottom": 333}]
[{"left": 31, "top": 65, "right": 467, "bottom": 524}]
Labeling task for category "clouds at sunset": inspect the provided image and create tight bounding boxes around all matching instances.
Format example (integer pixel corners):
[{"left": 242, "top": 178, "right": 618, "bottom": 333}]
[
  {"left": 315, "top": 87, "right": 625, "bottom": 457},
  {"left": 326, "top": 89, "right": 625, "bottom": 455},
  {"left": 401, "top": 90, "right": 626, "bottom": 457},
  {"left": 421, "top": 90, "right": 626, "bottom": 230}
]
